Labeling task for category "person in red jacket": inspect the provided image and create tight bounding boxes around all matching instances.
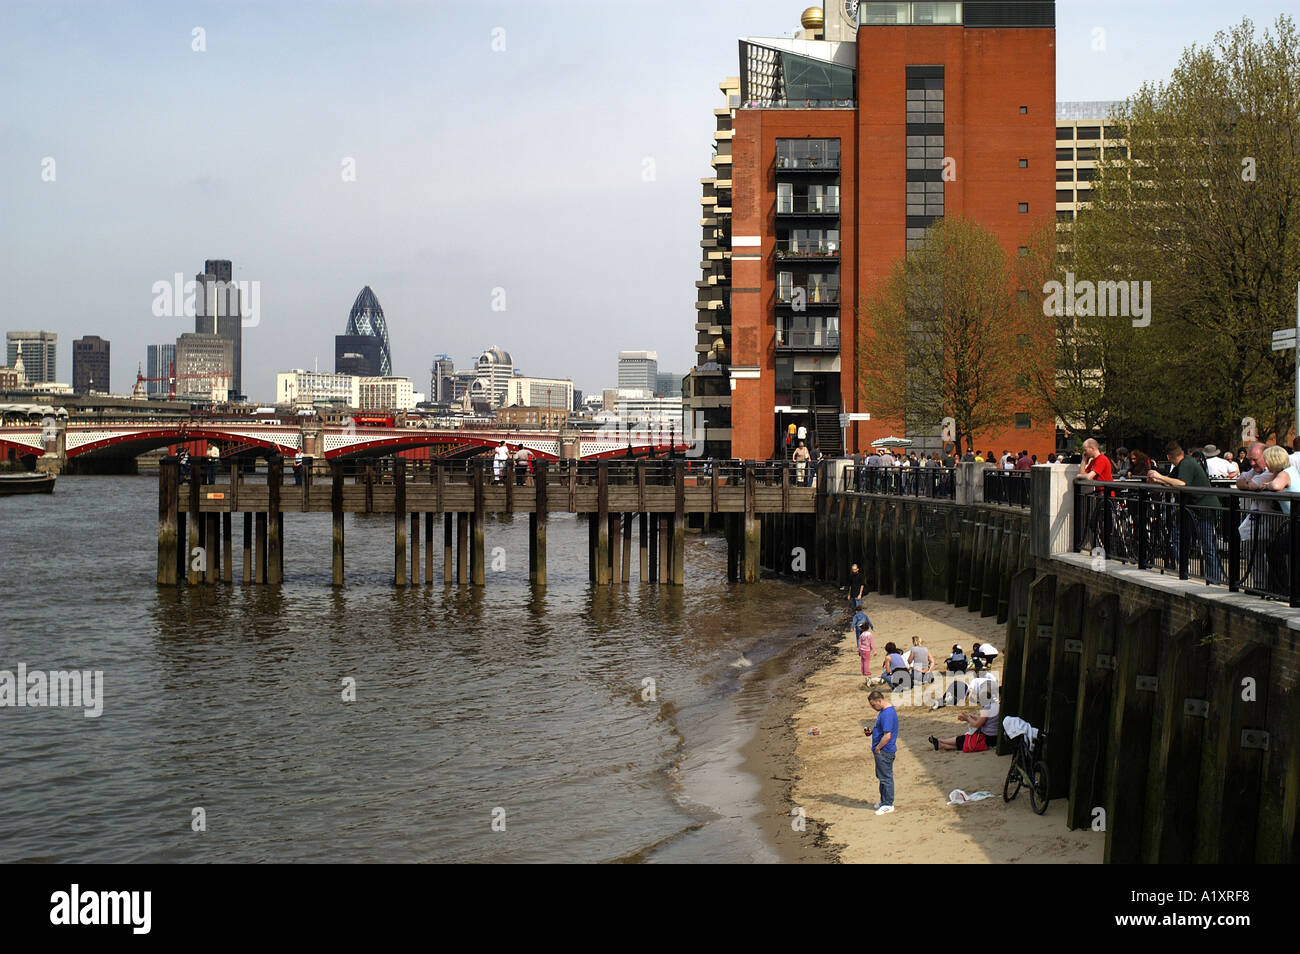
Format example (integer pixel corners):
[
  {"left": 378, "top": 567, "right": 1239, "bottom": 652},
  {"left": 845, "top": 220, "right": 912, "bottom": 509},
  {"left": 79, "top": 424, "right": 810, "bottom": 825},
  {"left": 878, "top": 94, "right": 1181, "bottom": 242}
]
[{"left": 1077, "top": 438, "right": 1113, "bottom": 552}]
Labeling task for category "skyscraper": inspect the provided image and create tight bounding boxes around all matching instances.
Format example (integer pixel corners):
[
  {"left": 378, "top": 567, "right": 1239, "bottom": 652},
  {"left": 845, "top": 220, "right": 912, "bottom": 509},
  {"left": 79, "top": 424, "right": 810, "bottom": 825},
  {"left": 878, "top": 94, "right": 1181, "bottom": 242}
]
[
  {"left": 719, "top": 1, "right": 1056, "bottom": 459},
  {"left": 146, "top": 343, "right": 177, "bottom": 397},
  {"left": 336, "top": 286, "right": 391, "bottom": 378},
  {"left": 6, "top": 331, "right": 57, "bottom": 385},
  {"left": 194, "top": 259, "right": 243, "bottom": 400},
  {"left": 617, "top": 351, "right": 659, "bottom": 393},
  {"left": 430, "top": 354, "right": 455, "bottom": 404},
  {"left": 72, "top": 336, "right": 110, "bottom": 394}
]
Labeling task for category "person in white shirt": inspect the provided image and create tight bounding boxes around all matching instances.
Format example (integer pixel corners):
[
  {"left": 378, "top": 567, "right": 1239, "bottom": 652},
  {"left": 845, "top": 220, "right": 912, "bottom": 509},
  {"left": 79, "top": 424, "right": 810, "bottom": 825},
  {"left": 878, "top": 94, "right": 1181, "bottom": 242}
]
[
  {"left": 930, "top": 694, "right": 1000, "bottom": 751},
  {"left": 493, "top": 442, "right": 510, "bottom": 484},
  {"left": 796, "top": 424, "right": 808, "bottom": 443},
  {"left": 1203, "top": 444, "right": 1232, "bottom": 479},
  {"left": 1223, "top": 451, "right": 1240, "bottom": 478}
]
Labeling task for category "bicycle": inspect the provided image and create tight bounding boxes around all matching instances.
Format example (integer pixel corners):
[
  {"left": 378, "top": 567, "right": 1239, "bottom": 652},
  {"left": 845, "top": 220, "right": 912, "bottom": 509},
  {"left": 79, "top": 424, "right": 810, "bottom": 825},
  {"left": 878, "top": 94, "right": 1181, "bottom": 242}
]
[{"left": 1003, "top": 729, "right": 1049, "bottom": 815}]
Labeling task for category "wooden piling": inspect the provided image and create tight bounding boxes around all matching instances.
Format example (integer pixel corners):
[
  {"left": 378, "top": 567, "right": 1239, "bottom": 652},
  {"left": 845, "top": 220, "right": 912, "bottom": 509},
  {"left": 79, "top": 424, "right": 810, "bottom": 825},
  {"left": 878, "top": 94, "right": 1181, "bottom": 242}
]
[
  {"left": 456, "top": 512, "right": 468, "bottom": 585},
  {"left": 394, "top": 459, "right": 407, "bottom": 587},
  {"left": 410, "top": 512, "right": 419, "bottom": 585},
  {"left": 531, "top": 459, "right": 548, "bottom": 586},
  {"left": 242, "top": 512, "right": 252, "bottom": 583},
  {"left": 596, "top": 463, "right": 610, "bottom": 585},
  {"left": 443, "top": 512, "right": 453, "bottom": 584},
  {"left": 1067, "top": 592, "right": 1118, "bottom": 829},
  {"left": 648, "top": 512, "right": 659, "bottom": 583},
  {"left": 425, "top": 512, "right": 434, "bottom": 584},
  {"left": 999, "top": 567, "right": 1035, "bottom": 754},
  {"left": 672, "top": 461, "right": 685, "bottom": 585},
  {"left": 609, "top": 513, "right": 621, "bottom": 584},
  {"left": 1042, "top": 583, "right": 1084, "bottom": 799},
  {"left": 331, "top": 461, "right": 344, "bottom": 586},
  {"left": 222, "top": 512, "right": 232, "bottom": 583},
  {"left": 1143, "top": 618, "right": 1211, "bottom": 862},
  {"left": 187, "top": 470, "right": 201, "bottom": 585},
  {"left": 622, "top": 511, "right": 632, "bottom": 583},
  {"left": 1102, "top": 607, "right": 1161, "bottom": 864},
  {"left": 267, "top": 457, "right": 282, "bottom": 585},
  {"left": 1018, "top": 574, "right": 1057, "bottom": 731},
  {"left": 157, "top": 458, "right": 179, "bottom": 585},
  {"left": 639, "top": 511, "right": 648, "bottom": 582},
  {"left": 743, "top": 464, "right": 759, "bottom": 583},
  {"left": 471, "top": 461, "right": 485, "bottom": 586},
  {"left": 255, "top": 512, "right": 268, "bottom": 584},
  {"left": 205, "top": 513, "right": 219, "bottom": 583},
  {"left": 659, "top": 514, "right": 670, "bottom": 583}
]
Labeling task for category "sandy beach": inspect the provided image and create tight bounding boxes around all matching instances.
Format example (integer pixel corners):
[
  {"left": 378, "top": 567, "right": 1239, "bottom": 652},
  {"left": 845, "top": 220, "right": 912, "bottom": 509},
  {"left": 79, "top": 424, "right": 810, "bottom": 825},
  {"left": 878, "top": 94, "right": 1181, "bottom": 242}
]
[{"left": 765, "top": 593, "right": 1104, "bottom": 864}]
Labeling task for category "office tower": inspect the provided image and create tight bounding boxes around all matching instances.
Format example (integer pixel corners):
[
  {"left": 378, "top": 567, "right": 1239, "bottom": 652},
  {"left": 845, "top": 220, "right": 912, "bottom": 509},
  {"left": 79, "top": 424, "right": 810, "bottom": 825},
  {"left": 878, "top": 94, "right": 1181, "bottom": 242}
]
[
  {"left": 72, "top": 336, "right": 111, "bottom": 395},
  {"left": 194, "top": 259, "right": 243, "bottom": 400},
  {"left": 617, "top": 351, "right": 659, "bottom": 392},
  {"left": 336, "top": 286, "right": 391, "bottom": 378},
  {"left": 6, "top": 331, "right": 57, "bottom": 384},
  {"left": 146, "top": 343, "right": 177, "bottom": 397}
]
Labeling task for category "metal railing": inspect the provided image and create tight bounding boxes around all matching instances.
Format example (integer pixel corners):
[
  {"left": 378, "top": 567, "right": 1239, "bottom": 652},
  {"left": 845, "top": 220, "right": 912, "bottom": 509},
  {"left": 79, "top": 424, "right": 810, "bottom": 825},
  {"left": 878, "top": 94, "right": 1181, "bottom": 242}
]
[
  {"left": 774, "top": 240, "right": 840, "bottom": 259},
  {"left": 1074, "top": 478, "right": 1300, "bottom": 605},
  {"left": 843, "top": 464, "right": 956, "bottom": 499},
  {"left": 984, "top": 469, "right": 1031, "bottom": 508},
  {"left": 775, "top": 197, "right": 841, "bottom": 214},
  {"left": 776, "top": 283, "right": 841, "bottom": 304},
  {"left": 775, "top": 328, "right": 841, "bottom": 350}
]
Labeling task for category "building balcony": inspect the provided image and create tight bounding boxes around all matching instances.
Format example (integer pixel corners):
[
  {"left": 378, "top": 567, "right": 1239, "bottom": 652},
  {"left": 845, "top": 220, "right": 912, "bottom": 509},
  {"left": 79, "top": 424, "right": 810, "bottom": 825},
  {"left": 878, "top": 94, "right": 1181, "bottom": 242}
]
[
  {"left": 775, "top": 328, "right": 841, "bottom": 352},
  {"left": 775, "top": 198, "right": 840, "bottom": 217},
  {"left": 775, "top": 155, "right": 842, "bottom": 171},
  {"left": 774, "top": 240, "right": 839, "bottom": 263},
  {"left": 776, "top": 284, "right": 841, "bottom": 307}
]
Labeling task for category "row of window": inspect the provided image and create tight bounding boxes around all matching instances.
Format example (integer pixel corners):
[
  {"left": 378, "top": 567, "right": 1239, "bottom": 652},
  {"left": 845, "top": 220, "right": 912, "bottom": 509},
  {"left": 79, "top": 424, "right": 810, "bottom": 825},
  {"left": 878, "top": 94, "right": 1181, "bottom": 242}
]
[
  {"left": 1057, "top": 167, "right": 1096, "bottom": 182},
  {"left": 1056, "top": 125, "right": 1124, "bottom": 140}
]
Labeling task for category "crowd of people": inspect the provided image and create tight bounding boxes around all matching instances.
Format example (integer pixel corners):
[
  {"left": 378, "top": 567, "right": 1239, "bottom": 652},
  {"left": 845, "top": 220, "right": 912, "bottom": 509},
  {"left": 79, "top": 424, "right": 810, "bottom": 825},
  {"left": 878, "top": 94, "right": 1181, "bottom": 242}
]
[
  {"left": 849, "top": 578, "right": 1005, "bottom": 816},
  {"left": 1076, "top": 434, "right": 1300, "bottom": 593}
]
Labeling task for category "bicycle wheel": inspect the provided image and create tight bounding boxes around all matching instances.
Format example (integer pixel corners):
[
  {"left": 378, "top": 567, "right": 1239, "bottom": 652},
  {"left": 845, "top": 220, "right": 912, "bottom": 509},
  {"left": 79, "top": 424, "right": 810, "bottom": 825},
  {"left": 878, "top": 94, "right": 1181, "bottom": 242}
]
[
  {"left": 1029, "top": 760, "right": 1050, "bottom": 815},
  {"left": 1003, "top": 758, "right": 1023, "bottom": 802}
]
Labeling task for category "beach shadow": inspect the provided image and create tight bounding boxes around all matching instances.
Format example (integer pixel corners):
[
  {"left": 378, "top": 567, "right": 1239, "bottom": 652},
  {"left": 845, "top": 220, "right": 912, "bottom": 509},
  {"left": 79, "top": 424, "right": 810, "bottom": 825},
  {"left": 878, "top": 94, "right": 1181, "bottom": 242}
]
[{"left": 808, "top": 793, "right": 877, "bottom": 810}]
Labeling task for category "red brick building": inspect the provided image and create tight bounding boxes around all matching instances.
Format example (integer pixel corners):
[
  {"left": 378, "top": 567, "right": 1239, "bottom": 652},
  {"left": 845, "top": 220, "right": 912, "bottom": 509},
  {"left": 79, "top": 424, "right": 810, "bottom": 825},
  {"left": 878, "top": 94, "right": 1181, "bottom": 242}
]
[{"left": 721, "top": 1, "right": 1057, "bottom": 461}]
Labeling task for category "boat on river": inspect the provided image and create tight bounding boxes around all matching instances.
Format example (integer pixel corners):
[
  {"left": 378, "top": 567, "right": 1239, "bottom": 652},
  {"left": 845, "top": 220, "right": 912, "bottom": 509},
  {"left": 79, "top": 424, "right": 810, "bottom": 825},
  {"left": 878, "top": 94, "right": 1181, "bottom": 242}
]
[{"left": 0, "top": 472, "right": 56, "bottom": 495}]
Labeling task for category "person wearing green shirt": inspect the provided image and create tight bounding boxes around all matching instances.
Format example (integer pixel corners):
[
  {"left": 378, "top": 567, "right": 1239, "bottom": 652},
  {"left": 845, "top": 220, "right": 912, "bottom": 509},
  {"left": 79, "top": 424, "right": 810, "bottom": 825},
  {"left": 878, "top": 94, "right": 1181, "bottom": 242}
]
[{"left": 1146, "top": 441, "right": 1223, "bottom": 583}]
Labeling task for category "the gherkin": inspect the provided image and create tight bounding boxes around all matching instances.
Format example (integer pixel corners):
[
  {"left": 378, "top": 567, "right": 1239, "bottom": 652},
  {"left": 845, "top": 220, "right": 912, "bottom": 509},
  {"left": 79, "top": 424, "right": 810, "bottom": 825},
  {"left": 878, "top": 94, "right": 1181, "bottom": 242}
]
[{"left": 343, "top": 286, "right": 391, "bottom": 377}]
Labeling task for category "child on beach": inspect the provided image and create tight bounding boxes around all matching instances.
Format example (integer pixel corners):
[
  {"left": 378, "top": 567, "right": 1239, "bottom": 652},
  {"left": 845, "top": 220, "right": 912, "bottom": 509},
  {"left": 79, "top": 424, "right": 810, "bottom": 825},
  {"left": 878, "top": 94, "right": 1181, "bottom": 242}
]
[{"left": 853, "top": 610, "right": 875, "bottom": 683}]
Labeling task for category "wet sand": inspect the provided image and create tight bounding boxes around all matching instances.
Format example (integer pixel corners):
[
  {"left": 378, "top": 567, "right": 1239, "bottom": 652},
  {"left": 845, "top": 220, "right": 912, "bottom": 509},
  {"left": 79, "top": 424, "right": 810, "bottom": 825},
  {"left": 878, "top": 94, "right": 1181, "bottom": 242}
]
[{"left": 750, "top": 592, "right": 1104, "bottom": 864}]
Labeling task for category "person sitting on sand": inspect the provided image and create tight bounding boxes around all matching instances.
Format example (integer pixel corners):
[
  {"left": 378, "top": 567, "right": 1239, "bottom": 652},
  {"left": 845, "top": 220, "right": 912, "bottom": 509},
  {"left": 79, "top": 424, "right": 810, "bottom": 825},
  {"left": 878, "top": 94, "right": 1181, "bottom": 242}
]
[
  {"left": 929, "top": 686, "right": 1000, "bottom": 752},
  {"left": 971, "top": 642, "right": 999, "bottom": 672},
  {"left": 904, "top": 636, "right": 934, "bottom": 685},
  {"left": 945, "top": 644, "right": 968, "bottom": 673},
  {"left": 881, "top": 642, "right": 911, "bottom": 691}
]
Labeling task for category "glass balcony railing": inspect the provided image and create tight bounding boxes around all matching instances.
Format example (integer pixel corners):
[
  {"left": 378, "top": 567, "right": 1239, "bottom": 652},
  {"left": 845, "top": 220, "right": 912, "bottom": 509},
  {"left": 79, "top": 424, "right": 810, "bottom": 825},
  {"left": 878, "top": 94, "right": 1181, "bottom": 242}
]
[
  {"left": 776, "top": 196, "right": 841, "bottom": 214},
  {"left": 775, "top": 155, "right": 842, "bottom": 169},
  {"left": 776, "top": 326, "right": 841, "bottom": 350},
  {"left": 775, "top": 239, "right": 839, "bottom": 260},
  {"left": 776, "top": 283, "right": 841, "bottom": 305}
]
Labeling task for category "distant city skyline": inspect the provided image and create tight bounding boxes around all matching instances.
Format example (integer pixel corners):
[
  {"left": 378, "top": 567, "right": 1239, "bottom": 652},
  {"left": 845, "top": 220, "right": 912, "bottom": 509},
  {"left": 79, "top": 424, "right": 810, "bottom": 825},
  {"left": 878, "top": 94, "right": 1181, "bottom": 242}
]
[{"left": 1, "top": 0, "right": 1288, "bottom": 398}]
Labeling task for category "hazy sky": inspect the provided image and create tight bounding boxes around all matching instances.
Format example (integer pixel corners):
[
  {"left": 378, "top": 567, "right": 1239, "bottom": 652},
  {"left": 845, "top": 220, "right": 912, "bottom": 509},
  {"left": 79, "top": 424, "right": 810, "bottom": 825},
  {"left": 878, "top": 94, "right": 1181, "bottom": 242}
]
[{"left": 0, "top": 0, "right": 1291, "bottom": 398}]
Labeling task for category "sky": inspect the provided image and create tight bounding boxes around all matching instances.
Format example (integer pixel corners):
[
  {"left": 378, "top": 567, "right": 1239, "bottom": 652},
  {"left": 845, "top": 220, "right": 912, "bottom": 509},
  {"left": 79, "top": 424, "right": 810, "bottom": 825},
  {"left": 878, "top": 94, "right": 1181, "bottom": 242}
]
[{"left": 0, "top": 0, "right": 1292, "bottom": 399}]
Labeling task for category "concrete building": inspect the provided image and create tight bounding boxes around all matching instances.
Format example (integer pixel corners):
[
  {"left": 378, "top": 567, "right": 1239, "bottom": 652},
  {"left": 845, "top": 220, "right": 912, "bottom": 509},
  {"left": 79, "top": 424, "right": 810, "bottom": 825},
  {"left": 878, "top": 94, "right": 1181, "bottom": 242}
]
[
  {"left": 276, "top": 369, "right": 360, "bottom": 407},
  {"left": 6, "top": 331, "right": 57, "bottom": 385},
  {"left": 1055, "top": 102, "right": 1125, "bottom": 226},
  {"left": 72, "top": 336, "right": 110, "bottom": 395},
  {"left": 683, "top": 76, "right": 741, "bottom": 460},
  {"left": 718, "top": 1, "right": 1057, "bottom": 460},
  {"left": 146, "top": 343, "right": 177, "bottom": 397},
  {"left": 175, "top": 332, "right": 234, "bottom": 402},
  {"left": 507, "top": 376, "right": 574, "bottom": 411},
  {"left": 194, "top": 259, "right": 243, "bottom": 400},
  {"left": 617, "top": 350, "right": 659, "bottom": 392},
  {"left": 358, "top": 376, "right": 415, "bottom": 412},
  {"left": 655, "top": 371, "right": 683, "bottom": 398},
  {"left": 473, "top": 346, "right": 515, "bottom": 408}
]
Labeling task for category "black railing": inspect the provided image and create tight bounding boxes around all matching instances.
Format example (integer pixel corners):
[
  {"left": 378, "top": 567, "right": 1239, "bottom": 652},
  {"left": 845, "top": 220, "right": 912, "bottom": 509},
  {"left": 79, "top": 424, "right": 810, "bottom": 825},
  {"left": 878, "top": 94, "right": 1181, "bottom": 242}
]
[
  {"left": 1074, "top": 478, "right": 1300, "bottom": 606},
  {"left": 844, "top": 464, "right": 956, "bottom": 499},
  {"left": 984, "top": 469, "right": 1031, "bottom": 508}
]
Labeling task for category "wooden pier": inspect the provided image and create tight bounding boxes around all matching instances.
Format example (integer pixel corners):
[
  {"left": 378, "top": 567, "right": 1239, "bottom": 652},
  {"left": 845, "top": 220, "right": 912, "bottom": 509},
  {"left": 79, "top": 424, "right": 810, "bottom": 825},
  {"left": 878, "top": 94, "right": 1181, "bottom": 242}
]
[{"left": 156, "top": 456, "right": 816, "bottom": 587}]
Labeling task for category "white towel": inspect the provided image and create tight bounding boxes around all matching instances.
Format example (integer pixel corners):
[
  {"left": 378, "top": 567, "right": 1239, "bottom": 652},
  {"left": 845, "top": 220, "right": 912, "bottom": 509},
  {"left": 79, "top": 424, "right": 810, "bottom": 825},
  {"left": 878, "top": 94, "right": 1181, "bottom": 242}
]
[
  {"left": 948, "top": 789, "right": 995, "bottom": 804},
  {"left": 1002, "top": 716, "right": 1038, "bottom": 747}
]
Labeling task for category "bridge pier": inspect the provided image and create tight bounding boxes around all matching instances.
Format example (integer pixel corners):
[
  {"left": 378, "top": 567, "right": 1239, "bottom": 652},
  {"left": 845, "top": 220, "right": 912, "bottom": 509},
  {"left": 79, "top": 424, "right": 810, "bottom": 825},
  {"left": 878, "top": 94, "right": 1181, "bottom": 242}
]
[
  {"left": 255, "top": 512, "right": 268, "bottom": 583},
  {"left": 187, "top": 470, "right": 201, "bottom": 585},
  {"left": 639, "top": 512, "right": 648, "bottom": 582},
  {"left": 243, "top": 512, "right": 253, "bottom": 584}
]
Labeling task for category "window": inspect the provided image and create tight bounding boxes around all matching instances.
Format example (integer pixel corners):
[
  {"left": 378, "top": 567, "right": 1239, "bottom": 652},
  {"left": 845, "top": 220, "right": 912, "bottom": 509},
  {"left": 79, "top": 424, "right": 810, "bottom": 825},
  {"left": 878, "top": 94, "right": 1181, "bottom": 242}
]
[
  {"left": 1057, "top": 168, "right": 1073, "bottom": 182},
  {"left": 1077, "top": 147, "right": 1099, "bottom": 161},
  {"left": 1018, "top": 158, "right": 1029, "bottom": 168},
  {"left": 1056, "top": 209, "right": 1074, "bottom": 222},
  {"left": 1016, "top": 334, "right": 1031, "bottom": 347},
  {"left": 1106, "top": 145, "right": 1128, "bottom": 159},
  {"left": 1056, "top": 126, "right": 1074, "bottom": 140},
  {"left": 1019, "top": 106, "right": 1028, "bottom": 114},
  {"left": 1017, "top": 290, "right": 1030, "bottom": 303},
  {"left": 1015, "top": 413, "right": 1031, "bottom": 429},
  {"left": 1077, "top": 167, "right": 1095, "bottom": 182},
  {"left": 1018, "top": 246, "right": 1029, "bottom": 257},
  {"left": 1077, "top": 126, "right": 1101, "bottom": 140},
  {"left": 1056, "top": 147, "right": 1074, "bottom": 161},
  {"left": 1018, "top": 202, "right": 1029, "bottom": 213},
  {"left": 1056, "top": 189, "right": 1073, "bottom": 202}
]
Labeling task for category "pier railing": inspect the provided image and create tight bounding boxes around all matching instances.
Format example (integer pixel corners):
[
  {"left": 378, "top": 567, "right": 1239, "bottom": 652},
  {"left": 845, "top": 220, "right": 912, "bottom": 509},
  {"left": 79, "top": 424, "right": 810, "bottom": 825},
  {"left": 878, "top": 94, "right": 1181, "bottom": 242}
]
[
  {"left": 839, "top": 464, "right": 956, "bottom": 499},
  {"left": 983, "top": 469, "right": 1031, "bottom": 508},
  {"left": 1074, "top": 477, "right": 1300, "bottom": 604}
]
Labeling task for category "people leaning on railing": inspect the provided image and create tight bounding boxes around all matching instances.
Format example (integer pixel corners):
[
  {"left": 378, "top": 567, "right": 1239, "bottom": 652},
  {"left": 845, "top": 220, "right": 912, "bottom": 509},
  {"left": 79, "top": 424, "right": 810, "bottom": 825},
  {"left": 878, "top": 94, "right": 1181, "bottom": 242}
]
[{"left": 1143, "top": 440, "right": 1224, "bottom": 584}]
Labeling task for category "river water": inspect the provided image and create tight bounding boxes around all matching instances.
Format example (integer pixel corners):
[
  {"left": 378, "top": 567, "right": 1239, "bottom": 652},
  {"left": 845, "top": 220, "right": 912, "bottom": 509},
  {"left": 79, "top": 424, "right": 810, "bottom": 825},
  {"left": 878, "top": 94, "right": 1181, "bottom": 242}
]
[{"left": 0, "top": 475, "right": 833, "bottom": 863}]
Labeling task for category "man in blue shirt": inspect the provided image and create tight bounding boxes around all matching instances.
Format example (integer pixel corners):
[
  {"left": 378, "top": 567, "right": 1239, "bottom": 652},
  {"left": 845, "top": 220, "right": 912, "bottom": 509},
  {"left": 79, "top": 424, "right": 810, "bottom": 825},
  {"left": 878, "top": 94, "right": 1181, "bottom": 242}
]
[{"left": 866, "top": 691, "right": 898, "bottom": 815}]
